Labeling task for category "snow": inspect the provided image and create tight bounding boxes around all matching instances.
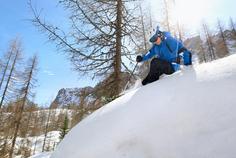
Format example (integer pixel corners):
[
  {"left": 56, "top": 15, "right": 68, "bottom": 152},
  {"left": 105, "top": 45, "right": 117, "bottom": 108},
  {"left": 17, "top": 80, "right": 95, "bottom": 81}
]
[
  {"left": 51, "top": 54, "right": 236, "bottom": 158},
  {"left": 35, "top": 109, "right": 74, "bottom": 120},
  {"left": 227, "top": 39, "right": 236, "bottom": 54},
  {"left": 29, "top": 152, "right": 52, "bottom": 158},
  {"left": 11, "top": 131, "right": 60, "bottom": 158}
]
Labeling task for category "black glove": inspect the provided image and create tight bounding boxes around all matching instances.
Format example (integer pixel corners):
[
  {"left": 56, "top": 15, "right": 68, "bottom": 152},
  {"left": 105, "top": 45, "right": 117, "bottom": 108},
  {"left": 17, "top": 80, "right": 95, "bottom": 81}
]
[{"left": 136, "top": 55, "right": 143, "bottom": 62}]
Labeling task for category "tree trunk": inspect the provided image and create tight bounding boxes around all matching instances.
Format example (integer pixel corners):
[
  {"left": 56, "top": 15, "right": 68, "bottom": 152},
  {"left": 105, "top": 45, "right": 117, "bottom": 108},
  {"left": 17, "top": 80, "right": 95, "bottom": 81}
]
[
  {"left": 163, "top": 0, "right": 170, "bottom": 32},
  {"left": 139, "top": 4, "right": 148, "bottom": 52},
  {"left": 42, "top": 108, "right": 52, "bottom": 152},
  {"left": 0, "top": 49, "right": 19, "bottom": 108},
  {"left": 230, "top": 17, "right": 236, "bottom": 37},
  {"left": 217, "top": 19, "right": 229, "bottom": 55},
  {"left": 114, "top": 0, "right": 123, "bottom": 96},
  {"left": 203, "top": 23, "right": 216, "bottom": 61},
  {"left": 9, "top": 56, "right": 37, "bottom": 158},
  {"left": 0, "top": 49, "right": 14, "bottom": 90}
]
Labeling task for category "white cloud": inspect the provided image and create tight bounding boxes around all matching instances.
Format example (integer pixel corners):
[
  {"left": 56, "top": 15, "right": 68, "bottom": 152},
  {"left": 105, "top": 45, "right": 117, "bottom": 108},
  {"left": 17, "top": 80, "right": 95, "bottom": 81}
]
[{"left": 43, "top": 70, "right": 55, "bottom": 76}]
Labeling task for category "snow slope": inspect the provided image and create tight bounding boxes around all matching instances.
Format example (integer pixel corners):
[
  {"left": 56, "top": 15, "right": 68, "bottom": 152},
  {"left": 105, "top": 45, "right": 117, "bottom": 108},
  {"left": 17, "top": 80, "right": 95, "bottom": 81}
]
[{"left": 51, "top": 54, "right": 236, "bottom": 158}]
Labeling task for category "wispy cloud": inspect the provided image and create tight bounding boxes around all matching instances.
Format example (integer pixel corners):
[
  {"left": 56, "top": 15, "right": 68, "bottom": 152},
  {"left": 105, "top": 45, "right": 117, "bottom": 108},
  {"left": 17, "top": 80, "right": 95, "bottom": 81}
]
[{"left": 43, "top": 70, "right": 55, "bottom": 76}]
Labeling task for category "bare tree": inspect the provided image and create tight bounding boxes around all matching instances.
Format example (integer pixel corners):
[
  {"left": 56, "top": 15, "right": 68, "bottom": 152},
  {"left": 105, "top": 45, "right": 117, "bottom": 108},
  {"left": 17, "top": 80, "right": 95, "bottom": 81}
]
[
  {"left": 229, "top": 17, "right": 236, "bottom": 37},
  {"left": 31, "top": 110, "right": 41, "bottom": 155},
  {"left": 202, "top": 22, "right": 216, "bottom": 61},
  {"left": 9, "top": 55, "right": 38, "bottom": 158},
  {"left": 163, "top": 0, "right": 171, "bottom": 32},
  {"left": 29, "top": 0, "right": 140, "bottom": 97},
  {"left": 0, "top": 39, "right": 22, "bottom": 109},
  {"left": 0, "top": 47, "right": 14, "bottom": 90},
  {"left": 139, "top": 4, "right": 148, "bottom": 52},
  {"left": 148, "top": 4, "right": 153, "bottom": 31},
  {"left": 199, "top": 37, "right": 207, "bottom": 63},
  {"left": 216, "top": 19, "right": 230, "bottom": 57},
  {"left": 134, "top": 3, "right": 153, "bottom": 79},
  {"left": 171, "top": 0, "right": 180, "bottom": 40},
  {"left": 42, "top": 107, "right": 52, "bottom": 152},
  {"left": 0, "top": 107, "right": 16, "bottom": 157}
]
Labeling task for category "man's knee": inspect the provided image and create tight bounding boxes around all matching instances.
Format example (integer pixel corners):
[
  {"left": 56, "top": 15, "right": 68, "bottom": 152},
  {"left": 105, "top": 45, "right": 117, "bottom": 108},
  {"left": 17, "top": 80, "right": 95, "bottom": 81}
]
[{"left": 150, "top": 58, "right": 161, "bottom": 68}]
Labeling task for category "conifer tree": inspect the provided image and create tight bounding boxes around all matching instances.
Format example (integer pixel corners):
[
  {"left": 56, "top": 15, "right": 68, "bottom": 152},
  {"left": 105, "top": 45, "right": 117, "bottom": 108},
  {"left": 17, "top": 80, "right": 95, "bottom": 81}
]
[
  {"left": 30, "top": 0, "right": 140, "bottom": 97},
  {"left": 216, "top": 19, "right": 230, "bottom": 57},
  {"left": 9, "top": 55, "right": 38, "bottom": 158},
  {"left": 0, "top": 39, "right": 22, "bottom": 108},
  {"left": 202, "top": 22, "right": 216, "bottom": 61},
  {"left": 59, "top": 114, "right": 69, "bottom": 140},
  {"left": 42, "top": 107, "right": 52, "bottom": 152},
  {"left": 229, "top": 17, "right": 236, "bottom": 37},
  {"left": 199, "top": 37, "right": 207, "bottom": 63},
  {"left": 0, "top": 47, "right": 14, "bottom": 90}
]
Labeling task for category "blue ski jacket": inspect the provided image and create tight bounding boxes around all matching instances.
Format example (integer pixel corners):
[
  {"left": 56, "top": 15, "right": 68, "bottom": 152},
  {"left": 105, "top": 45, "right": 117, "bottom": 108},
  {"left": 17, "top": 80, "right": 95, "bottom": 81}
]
[{"left": 142, "top": 32, "right": 184, "bottom": 71}]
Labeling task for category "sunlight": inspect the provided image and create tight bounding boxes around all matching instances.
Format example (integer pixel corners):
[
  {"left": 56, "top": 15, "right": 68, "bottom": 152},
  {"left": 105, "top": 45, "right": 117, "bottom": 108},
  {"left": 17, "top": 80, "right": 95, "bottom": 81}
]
[
  {"left": 170, "top": 0, "right": 212, "bottom": 29},
  {"left": 149, "top": 0, "right": 213, "bottom": 31}
]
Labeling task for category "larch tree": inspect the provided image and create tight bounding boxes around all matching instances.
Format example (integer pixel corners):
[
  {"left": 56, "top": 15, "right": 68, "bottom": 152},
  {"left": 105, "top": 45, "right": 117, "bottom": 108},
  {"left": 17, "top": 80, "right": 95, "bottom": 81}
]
[
  {"left": 229, "top": 17, "right": 236, "bottom": 38},
  {"left": 42, "top": 107, "right": 52, "bottom": 152},
  {"left": 30, "top": 0, "right": 140, "bottom": 97},
  {"left": 202, "top": 22, "right": 216, "bottom": 61},
  {"left": 163, "top": 0, "right": 171, "bottom": 32},
  {"left": 216, "top": 19, "right": 230, "bottom": 57},
  {"left": 0, "top": 39, "right": 22, "bottom": 109},
  {"left": 9, "top": 55, "right": 38, "bottom": 158},
  {"left": 135, "top": 2, "right": 153, "bottom": 79},
  {"left": 199, "top": 36, "right": 207, "bottom": 63},
  {"left": 0, "top": 47, "right": 14, "bottom": 90},
  {"left": 171, "top": 0, "right": 185, "bottom": 41}
]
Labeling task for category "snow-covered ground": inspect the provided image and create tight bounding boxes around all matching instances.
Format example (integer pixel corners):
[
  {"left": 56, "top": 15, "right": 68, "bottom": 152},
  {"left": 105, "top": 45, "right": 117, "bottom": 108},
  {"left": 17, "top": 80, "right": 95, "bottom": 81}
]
[
  {"left": 30, "top": 152, "right": 52, "bottom": 158},
  {"left": 11, "top": 131, "right": 60, "bottom": 158},
  {"left": 51, "top": 54, "right": 236, "bottom": 158}
]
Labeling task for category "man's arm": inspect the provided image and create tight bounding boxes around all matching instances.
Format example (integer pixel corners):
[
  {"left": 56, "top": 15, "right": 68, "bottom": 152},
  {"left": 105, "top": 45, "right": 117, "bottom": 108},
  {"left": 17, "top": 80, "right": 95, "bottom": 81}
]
[{"left": 141, "top": 46, "right": 156, "bottom": 62}]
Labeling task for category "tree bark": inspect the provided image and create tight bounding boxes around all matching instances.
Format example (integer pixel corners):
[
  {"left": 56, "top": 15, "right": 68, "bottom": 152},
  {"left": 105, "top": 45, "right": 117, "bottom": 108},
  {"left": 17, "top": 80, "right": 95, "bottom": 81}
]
[{"left": 114, "top": 0, "right": 123, "bottom": 96}]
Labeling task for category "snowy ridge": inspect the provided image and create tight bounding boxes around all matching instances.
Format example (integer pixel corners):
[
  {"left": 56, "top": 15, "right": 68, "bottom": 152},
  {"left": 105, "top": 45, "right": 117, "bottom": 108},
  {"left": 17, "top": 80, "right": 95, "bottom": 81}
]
[
  {"left": 53, "top": 87, "right": 95, "bottom": 107},
  {"left": 51, "top": 54, "right": 236, "bottom": 158}
]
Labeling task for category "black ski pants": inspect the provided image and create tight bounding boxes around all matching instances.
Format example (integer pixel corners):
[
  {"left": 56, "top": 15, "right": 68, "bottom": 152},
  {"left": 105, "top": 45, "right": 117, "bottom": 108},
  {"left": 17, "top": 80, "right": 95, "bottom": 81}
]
[{"left": 142, "top": 58, "right": 175, "bottom": 85}]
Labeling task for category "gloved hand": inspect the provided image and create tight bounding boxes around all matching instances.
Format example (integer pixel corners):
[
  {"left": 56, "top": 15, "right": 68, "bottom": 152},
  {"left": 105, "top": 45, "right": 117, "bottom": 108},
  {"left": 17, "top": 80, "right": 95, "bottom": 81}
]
[
  {"left": 136, "top": 55, "right": 143, "bottom": 62},
  {"left": 183, "top": 51, "right": 192, "bottom": 65}
]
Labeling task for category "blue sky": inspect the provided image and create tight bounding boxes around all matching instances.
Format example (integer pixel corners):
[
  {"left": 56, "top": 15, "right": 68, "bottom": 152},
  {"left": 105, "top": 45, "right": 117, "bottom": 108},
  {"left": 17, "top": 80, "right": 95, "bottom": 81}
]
[
  {"left": 0, "top": 0, "right": 98, "bottom": 105},
  {"left": 0, "top": 0, "right": 235, "bottom": 105}
]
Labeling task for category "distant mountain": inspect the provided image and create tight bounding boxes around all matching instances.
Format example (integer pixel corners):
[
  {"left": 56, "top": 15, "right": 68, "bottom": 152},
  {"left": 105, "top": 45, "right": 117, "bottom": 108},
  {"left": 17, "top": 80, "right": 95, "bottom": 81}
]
[
  {"left": 51, "top": 87, "right": 95, "bottom": 108},
  {"left": 51, "top": 72, "right": 131, "bottom": 109}
]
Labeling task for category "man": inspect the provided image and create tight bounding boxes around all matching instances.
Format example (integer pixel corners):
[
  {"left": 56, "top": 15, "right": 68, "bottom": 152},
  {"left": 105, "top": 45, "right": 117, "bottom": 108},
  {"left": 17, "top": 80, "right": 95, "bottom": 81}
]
[{"left": 136, "top": 26, "right": 192, "bottom": 85}]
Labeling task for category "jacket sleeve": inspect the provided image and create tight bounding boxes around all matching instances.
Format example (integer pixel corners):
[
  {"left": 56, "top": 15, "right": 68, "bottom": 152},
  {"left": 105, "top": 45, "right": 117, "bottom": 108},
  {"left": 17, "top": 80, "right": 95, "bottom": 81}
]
[{"left": 142, "top": 46, "right": 157, "bottom": 62}]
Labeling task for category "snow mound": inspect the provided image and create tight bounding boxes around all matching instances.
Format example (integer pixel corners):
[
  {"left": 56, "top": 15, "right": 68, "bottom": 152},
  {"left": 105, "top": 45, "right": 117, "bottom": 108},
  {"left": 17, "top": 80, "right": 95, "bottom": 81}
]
[
  {"left": 51, "top": 54, "right": 236, "bottom": 158},
  {"left": 30, "top": 152, "right": 52, "bottom": 158}
]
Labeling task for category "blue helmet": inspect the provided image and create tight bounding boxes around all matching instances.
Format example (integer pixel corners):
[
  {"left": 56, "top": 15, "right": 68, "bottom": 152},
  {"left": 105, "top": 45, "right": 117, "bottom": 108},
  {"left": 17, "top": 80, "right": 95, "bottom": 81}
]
[{"left": 149, "top": 26, "right": 164, "bottom": 43}]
